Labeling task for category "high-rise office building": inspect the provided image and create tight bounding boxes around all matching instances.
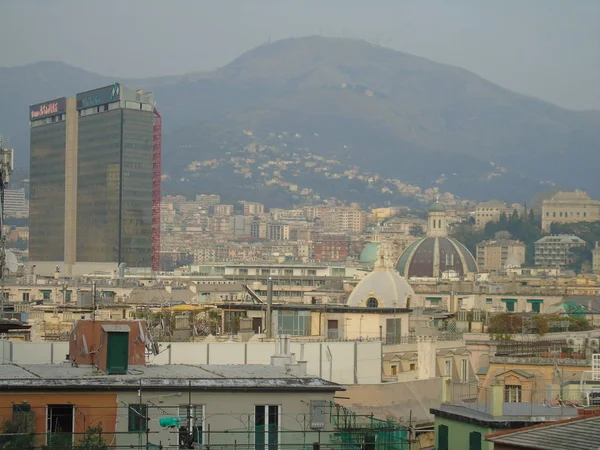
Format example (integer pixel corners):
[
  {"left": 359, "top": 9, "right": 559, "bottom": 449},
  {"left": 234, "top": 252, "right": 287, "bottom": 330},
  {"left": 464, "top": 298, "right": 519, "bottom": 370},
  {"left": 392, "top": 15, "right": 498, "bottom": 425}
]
[{"left": 29, "top": 84, "right": 161, "bottom": 276}]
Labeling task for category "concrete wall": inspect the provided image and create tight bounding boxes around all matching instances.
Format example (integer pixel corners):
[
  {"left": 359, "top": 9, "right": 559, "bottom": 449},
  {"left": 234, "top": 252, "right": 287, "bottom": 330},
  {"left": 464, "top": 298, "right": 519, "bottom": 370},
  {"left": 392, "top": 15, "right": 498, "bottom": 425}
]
[{"left": 0, "top": 339, "right": 382, "bottom": 385}]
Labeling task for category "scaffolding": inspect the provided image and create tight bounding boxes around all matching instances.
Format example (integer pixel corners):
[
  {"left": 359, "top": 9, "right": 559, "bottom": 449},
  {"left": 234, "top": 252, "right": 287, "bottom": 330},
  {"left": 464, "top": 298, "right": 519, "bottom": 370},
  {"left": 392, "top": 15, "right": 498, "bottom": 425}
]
[{"left": 151, "top": 109, "right": 162, "bottom": 273}]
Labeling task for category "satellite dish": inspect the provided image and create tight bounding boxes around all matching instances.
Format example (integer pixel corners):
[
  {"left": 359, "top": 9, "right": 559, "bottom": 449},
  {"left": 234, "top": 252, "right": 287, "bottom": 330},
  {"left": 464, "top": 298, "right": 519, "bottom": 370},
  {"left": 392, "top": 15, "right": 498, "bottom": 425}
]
[{"left": 5, "top": 250, "right": 17, "bottom": 273}]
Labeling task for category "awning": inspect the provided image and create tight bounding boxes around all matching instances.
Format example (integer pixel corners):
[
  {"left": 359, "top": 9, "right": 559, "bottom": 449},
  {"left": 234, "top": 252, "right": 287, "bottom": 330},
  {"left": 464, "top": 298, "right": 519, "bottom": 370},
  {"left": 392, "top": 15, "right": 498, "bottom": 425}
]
[
  {"left": 426, "top": 297, "right": 442, "bottom": 301},
  {"left": 501, "top": 299, "right": 517, "bottom": 302},
  {"left": 527, "top": 299, "right": 544, "bottom": 303}
]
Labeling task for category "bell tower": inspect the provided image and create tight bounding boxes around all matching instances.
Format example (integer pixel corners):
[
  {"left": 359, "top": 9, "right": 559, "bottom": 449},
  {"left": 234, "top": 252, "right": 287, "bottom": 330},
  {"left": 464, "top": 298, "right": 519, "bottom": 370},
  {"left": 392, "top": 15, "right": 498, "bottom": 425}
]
[{"left": 427, "top": 201, "right": 448, "bottom": 238}]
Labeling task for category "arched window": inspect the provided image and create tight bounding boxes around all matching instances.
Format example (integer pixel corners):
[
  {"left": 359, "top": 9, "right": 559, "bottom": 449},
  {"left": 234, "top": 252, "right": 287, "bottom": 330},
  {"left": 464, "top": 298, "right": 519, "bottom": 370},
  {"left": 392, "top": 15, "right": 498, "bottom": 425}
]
[{"left": 366, "top": 297, "right": 379, "bottom": 308}]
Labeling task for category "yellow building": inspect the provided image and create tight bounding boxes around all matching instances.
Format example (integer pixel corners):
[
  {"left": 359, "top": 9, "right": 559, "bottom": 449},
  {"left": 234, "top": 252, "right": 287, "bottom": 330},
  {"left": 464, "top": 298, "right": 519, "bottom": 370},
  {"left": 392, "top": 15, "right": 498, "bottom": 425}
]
[{"left": 541, "top": 190, "right": 600, "bottom": 232}]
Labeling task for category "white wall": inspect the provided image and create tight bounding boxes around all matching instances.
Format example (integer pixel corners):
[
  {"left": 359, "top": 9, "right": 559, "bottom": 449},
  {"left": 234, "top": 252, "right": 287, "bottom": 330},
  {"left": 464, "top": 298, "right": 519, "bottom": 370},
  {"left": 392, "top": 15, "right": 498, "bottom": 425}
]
[{"left": 1, "top": 339, "right": 382, "bottom": 385}]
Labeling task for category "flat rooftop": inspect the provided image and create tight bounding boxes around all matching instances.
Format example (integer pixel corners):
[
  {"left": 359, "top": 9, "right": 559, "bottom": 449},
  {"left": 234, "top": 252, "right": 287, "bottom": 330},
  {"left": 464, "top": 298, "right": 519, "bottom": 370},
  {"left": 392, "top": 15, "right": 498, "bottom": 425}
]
[{"left": 0, "top": 364, "right": 342, "bottom": 391}]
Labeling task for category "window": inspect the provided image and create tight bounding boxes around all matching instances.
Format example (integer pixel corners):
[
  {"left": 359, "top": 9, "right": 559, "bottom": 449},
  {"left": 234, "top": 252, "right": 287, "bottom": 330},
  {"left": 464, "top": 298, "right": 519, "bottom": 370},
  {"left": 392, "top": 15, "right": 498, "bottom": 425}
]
[
  {"left": 255, "top": 405, "right": 279, "bottom": 450},
  {"left": 178, "top": 405, "right": 204, "bottom": 447},
  {"left": 366, "top": 297, "right": 379, "bottom": 308},
  {"left": 47, "top": 404, "right": 73, "bottom": 446},
  {"left": 445, "top": 360, "right": 452, "bottom": 377},
  {"left": 22, "top": 292, "right": 30, "bottom": 302},
  {"left": 438, "top": 424, "right": 449, "bottom": 450},
  {"left": 504, "top": 385, "right": 522, "bottom": 403},
  {"left": 42, "top": 291, "right": 51, "bottom": 300},
  {"left": 461, "top": 359, "right": 468, "bottom": 382},
  {"left": 386, "top": 318, "right": 401, "bottom": 343},
  {"left": 409, "top": 363, "right": 416, "bottom": 371},
  {"left": 128, "top": 404, "right": 148, "bottom": 432},
  {"left": 391, "top": 365, "right": 398, "bottom": 375}
]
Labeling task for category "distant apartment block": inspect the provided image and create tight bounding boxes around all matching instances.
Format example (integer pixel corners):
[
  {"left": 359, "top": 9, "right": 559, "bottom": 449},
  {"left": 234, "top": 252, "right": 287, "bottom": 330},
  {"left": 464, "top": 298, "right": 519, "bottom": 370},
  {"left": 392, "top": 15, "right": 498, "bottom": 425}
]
[
  {"left": 534, "top": 234, "right": 586, "bottom": 267},
  {"left": 476, "top": 239, "right": 526, "bottom": 271},
  {"left": 195, "top": 194, "right": 221, "bottom": 209},
  {"left": 323, "top": 208, "right": 367, "bottom": 233},
  {"left": 242, "top": 201, "right": 265, "bottom": 215},
  {"left": 3, "top": 188, "right": 28, "bottom": 218},
  {"left": 474, "top": 200, "right": 514, "bottom": 229},
  {"left": 541, "top": 190, "right": 600, "bottom": 232},
  {"left": 266, "top": 223, "right": 290, "bottom": 241},
  {"left": 313, "top": 233, "right": 350, "bottom": 262},
  {"left": 214, "top": 204, "right": 234, "bottom": 217}
]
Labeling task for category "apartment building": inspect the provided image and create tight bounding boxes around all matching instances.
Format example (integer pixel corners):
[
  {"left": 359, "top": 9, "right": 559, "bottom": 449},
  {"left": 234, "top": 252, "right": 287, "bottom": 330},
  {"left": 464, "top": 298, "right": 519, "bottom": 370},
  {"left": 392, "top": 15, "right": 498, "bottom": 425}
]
[
  {"left": 476, "top": 239, "right": 526, "bottom": 271},
  {"left": 214, "top": 204, "right": 234, "bottom": 217},
  {"left": 541, "top": 190, "right": 600, "bottom": 231},
  {"left": 241, "top": 201, "right": 265, "bottom": 215},
  {"left": 313, "top": 233, "right": 351, "bottom": 262},
  {"left": 534, "top": 234, "right": 586, "bottom": 267},
  {"left": 266, "top": 223, "right": 290, "bottom": 241},
  {"left": 474, "top": 200, "right": 513, "bottom": 229},
  {"left": 323, "top": 208, "right": 367, "bottom": 233},
  {"left": 3, "top": 188, "right": 28, "bottom": 218}
]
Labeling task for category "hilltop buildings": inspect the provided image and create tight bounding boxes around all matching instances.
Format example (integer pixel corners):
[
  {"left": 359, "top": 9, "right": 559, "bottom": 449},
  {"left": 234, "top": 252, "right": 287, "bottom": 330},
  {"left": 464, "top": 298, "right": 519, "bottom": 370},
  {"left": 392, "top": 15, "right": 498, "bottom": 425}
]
[
  {"left": 28, "top": 84, "right": 160, "bottom": 276},
  {"left": 542, "top": 190, "right": 600, "bottom": 232}
]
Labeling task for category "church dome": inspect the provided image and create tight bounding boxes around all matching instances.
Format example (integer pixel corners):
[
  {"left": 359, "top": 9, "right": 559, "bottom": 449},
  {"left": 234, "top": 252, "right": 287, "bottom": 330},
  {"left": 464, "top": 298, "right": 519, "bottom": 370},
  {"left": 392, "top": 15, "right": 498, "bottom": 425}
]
[
  {"left": 348, "top": 246, "right": 414, "bottom": 308},
  {"left": 429, "top": 202, "right": 446, "bottom": 213},
  {"left": 359, "top": 242, "right": 381, "bottom": 264},
  {"left": 395, "top": 201, "right": 478, "bottom": 278},
  {"left": 395, "top": 236, "right": 478, "bottom": 278}
]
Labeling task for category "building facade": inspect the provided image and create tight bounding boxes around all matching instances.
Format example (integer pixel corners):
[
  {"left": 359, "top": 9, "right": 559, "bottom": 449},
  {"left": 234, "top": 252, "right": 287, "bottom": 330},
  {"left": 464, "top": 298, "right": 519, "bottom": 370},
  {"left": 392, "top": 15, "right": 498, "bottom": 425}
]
[
  {"left": 474, "top": 200, "right": 513, "bottom": 230},
  {"left": 3, "top": 188, "right": 28, "bottom": 218},
  {"left": 541, "top": 190, "right": 600, "bottom": 232},
  {"left": 534, "top": 235, "right": 586, "bottom": 267},
  {"left": 29, "top": 84, "right": 158, "bottom": 276},
  {"left": 476, "top": 239, "right": 526, "bottom": 271}
]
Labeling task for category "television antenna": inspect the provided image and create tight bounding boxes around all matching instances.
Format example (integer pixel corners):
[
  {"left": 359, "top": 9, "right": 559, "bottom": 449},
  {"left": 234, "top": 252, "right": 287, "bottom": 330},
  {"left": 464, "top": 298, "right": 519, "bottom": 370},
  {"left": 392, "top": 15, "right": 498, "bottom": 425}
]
[{"left": 0, "top": 135, "right": 14, "bottom": 280}]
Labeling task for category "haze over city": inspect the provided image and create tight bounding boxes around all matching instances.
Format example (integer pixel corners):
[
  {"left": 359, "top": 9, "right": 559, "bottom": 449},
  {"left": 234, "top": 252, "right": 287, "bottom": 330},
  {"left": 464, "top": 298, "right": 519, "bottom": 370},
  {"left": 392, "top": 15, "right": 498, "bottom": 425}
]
[
  {"left": 2, "top": 0, "right": 599, "bottom": 110},
  {"left": 1, "top": 2, "right": 600, "bottom": 449}
]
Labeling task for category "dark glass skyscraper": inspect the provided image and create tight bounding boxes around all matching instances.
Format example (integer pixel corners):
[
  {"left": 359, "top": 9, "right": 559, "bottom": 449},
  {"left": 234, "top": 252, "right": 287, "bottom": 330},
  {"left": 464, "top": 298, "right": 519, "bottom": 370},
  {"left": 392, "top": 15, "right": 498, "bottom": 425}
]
[{"left": 29, "top": 84, "right": 156, "bottom": 275}]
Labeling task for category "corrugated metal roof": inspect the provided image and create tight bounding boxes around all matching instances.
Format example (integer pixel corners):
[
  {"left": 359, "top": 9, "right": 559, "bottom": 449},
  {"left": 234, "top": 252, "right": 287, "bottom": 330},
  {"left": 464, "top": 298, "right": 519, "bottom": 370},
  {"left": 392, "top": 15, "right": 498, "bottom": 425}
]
[{"left": 487, "top": 415, "right": 600, "bottom": 450}]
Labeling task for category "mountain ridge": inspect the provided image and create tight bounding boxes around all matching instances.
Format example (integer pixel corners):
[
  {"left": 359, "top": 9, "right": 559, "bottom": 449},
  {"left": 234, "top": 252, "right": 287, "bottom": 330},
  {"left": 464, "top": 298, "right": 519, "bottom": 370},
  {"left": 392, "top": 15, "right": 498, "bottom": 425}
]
[{"left": 2, "top": 37, "right": 600, "bottom": 206}]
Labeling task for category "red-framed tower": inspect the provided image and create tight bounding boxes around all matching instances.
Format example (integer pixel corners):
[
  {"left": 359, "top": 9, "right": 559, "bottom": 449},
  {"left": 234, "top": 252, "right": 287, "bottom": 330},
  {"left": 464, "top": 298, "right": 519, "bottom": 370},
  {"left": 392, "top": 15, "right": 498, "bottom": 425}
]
[{"left": 152, "top": 108, "right": 162, "bottom": 272}]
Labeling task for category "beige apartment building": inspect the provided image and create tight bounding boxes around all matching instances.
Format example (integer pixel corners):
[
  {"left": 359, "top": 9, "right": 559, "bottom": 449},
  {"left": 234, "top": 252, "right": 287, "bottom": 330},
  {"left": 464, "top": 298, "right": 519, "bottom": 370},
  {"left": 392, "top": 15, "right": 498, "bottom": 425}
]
[
  {"left": 323, "top": 207, "right": 367, "bottom": 233},
  {"left": 214, "top": 204, "right": 234, "bottom": 217},
  {"left": 241, "top": 201, "right": 265, "bottom": 215},
  {"left": 541, "top": 190, "right": 600, "bottom": 231},
  {"left": 474, "top": 200, "right": 513, "bottom": 229},
  {"left": 534, "top": 234, "right": 586, "bottom": 267},
  {"left": 476, "top": 239, "right": 526, "bottom": 271}
]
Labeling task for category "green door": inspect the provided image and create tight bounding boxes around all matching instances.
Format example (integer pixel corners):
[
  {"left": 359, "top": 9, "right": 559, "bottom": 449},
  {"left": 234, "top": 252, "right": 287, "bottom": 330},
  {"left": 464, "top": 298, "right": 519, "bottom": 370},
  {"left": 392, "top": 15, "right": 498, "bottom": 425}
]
[
  {"left": 106, "top": 332, "right": 129, "bottom": 374},
  {"left": 438, "top": 425, "right": 448, "bottom": 450},
  {"left": 469, "top": 431, "right": 482, "bottom": 450}
]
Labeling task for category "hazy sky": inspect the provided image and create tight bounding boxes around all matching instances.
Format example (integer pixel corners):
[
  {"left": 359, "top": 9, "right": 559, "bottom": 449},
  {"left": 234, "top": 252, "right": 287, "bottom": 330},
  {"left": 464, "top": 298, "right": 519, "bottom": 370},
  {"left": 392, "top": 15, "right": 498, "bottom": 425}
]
[{"left": 1, "top": 0, "right": 599, "bottom": 110}]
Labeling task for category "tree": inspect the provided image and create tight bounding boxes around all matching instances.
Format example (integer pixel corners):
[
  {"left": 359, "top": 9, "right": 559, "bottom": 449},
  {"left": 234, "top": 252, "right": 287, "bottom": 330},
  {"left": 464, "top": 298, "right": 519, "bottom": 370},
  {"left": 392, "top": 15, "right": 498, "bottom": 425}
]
[
  {"left": 75, "top": 425, "right": 108, "bottom": 450},
  {"left": 409, "top": 224, "right": 424, "bottom": 237},
  {"left": 528, "top": 208, "right": 535, "bottom": 222},
  {"left": 0, "top": 415, "right": 35, "bottom": 449}
]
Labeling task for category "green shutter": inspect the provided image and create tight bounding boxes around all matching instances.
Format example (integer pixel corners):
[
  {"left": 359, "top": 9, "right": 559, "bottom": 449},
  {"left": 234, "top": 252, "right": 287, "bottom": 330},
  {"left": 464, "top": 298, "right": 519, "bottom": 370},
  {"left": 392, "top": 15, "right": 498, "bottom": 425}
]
[
  {"left": 486, "top": 298, "right": 493, "bottom": 303},
  {"left": 426, "top": 297, "right": 442, "bottom": 302}
]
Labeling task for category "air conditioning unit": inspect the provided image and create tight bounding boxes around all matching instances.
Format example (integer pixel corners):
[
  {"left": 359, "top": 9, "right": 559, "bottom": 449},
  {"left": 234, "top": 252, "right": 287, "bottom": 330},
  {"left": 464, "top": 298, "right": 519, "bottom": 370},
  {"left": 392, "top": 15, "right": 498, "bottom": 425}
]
[{"left": 588, "top": 338, "right": 600, "bottom": 349}]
